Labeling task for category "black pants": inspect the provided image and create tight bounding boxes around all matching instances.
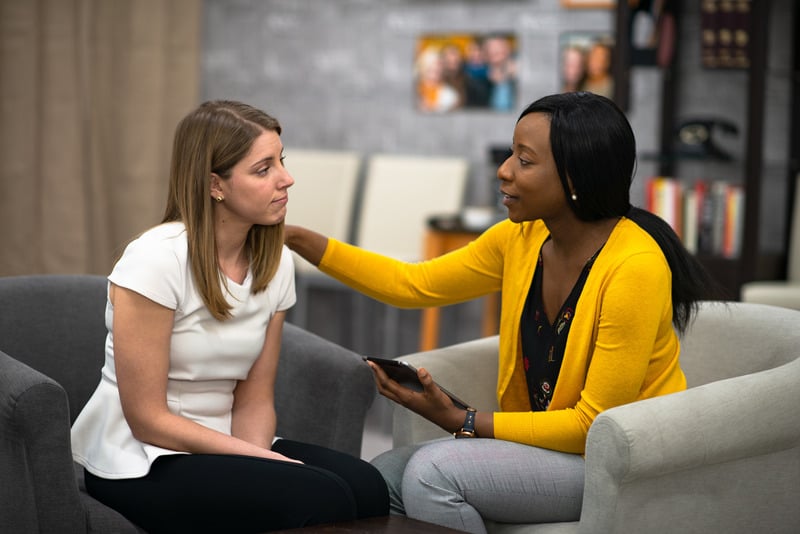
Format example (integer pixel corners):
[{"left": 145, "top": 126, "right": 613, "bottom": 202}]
[{"left": 84, "top": 439, "right": 389, "bottom": 533}]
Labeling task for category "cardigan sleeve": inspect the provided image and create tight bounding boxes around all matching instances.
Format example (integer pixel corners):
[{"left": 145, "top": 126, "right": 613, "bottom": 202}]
[{"left": 318, "top": 222, "right": 508, "bottom": 308}]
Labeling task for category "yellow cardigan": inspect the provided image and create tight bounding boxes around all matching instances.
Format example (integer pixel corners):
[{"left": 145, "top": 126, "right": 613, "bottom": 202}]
[{"left": 319, "top": 217, "right": 686, "bottom": 453}]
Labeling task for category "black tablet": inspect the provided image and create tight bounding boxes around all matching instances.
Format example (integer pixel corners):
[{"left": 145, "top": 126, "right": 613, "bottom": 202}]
[{"left": 363, "top": 356, "right": 470, "bottom": 410}]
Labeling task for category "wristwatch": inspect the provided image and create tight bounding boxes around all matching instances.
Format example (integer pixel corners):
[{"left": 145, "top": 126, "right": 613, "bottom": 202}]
[{"left": 454, "top": 407, "right": 478, "bottom": 439}]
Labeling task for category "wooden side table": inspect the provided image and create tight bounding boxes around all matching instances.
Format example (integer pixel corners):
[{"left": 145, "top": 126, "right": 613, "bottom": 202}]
[
  {"left": 271, "top": 514, "right": 465, "bottom": 533},
  {"left": 419, "top": 224, "right": 499, "bottom": 352}
]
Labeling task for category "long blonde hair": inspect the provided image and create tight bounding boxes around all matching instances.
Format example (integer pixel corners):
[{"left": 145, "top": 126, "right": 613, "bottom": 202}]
[{"left": 163, "top": 100, "right": 284, "bottom": 320}]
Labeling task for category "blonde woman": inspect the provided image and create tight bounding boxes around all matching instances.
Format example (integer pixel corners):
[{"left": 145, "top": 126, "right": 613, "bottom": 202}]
[{"left": 71, "top": 101, "right": 388, "bottom": 533}]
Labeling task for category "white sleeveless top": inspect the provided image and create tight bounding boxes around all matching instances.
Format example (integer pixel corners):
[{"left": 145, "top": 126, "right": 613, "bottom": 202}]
[{"left": 71, "top": 222, "right": 296, "bottom": 479}]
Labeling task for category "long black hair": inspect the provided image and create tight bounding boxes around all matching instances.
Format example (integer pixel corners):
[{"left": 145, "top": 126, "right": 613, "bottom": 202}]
[{"left": 519, "top": 92, "right": 725, "bottom": 333}]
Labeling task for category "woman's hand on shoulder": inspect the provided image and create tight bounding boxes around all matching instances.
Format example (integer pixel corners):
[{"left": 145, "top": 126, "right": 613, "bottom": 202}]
[{"left": 284, "top": 225, "right": 328, "bottom": 266}]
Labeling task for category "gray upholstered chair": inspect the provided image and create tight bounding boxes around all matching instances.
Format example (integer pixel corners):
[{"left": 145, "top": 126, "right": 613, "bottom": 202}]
[
  {"left": 0, "top": 274, "right": 376, "bottom": 533},
  {"left": 392, "top": 301, "right": 800, "bottom": 533}
]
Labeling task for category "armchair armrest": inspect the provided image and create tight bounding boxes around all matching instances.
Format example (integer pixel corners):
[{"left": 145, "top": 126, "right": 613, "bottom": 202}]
[
  {"left": 275, "top": 323, "right": 376, "bottom": 457},
  {"left": 0, "top": 350, "right": 87, "bottom": 533},
  {"left": 580, "top": 355, "right": 800, "bottom": 534},
  {"left": 392, "top": 336, "right": 500, "bottom": 447}
]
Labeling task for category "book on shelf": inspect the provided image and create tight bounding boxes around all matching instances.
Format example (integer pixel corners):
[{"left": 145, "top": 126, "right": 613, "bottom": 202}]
[
  {"left": 645, "top": 176, "right": 683, "bottom": 238},
  {"left": 643, "top": 176, "right": 744, "bottom": 258},
  {"left": 700, "top": 0, "right": 751, "bottom": 69}
]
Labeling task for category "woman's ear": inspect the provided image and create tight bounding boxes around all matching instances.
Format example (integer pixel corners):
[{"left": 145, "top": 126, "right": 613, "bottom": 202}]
[{"left": 209, "top": 173, "right": 224, "bottom": 202}]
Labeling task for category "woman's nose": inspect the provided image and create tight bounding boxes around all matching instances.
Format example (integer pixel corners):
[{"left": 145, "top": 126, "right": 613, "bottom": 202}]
[
  {"left": 282, "top": 169, "right": 295, "bottom": 189},
  {"left": 496, "top": 157, "right": 511, "bottom": 181}
]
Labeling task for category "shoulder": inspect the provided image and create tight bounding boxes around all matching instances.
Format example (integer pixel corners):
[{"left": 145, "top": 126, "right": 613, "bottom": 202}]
[
  {"left": 110, "top": 222, "right": 189, "bottom": 307},
  {"left": 122, "top": 222, "right": 187, "bottom": 258},
  {"left": 128, "top": 222, "right": 187, "bottom": 250},
  {"left": 596, "top": 218, "right": 670, "bottom": 285},
  {"left": 275, "top": 245, "right": 295, "bottom": 277},
  {"left": 607, "top": 218, "right": 664, "bottom": 258}
]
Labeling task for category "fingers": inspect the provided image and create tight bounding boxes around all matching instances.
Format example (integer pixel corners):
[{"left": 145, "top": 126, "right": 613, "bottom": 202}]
[
  {"left": 269, "top": 451, "right": 304, "bottom": 464},
  {"left": 366, "top": 361, "right": 403, "bottom": 403}
]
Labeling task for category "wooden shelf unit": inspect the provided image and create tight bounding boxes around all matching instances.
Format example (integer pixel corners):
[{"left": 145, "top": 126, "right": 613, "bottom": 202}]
[{"left": 616, "top": 0, "right": 796, "bottom": 299}]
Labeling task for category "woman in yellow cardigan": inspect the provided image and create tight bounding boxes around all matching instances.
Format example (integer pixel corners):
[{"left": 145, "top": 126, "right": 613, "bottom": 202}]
[{"left": 286, "top": 92, "right": 718, "bottom": 532}]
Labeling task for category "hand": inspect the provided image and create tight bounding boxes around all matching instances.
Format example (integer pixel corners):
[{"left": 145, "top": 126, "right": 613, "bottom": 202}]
[
  {"left": 264, "top": 450, "right": 304, "bottom": 464},
  {"left": 284, "top": 225, "right": 327, "bottom": 266},
  {"left": 366, "top": 361, "right": 464, "bottom": 434}
]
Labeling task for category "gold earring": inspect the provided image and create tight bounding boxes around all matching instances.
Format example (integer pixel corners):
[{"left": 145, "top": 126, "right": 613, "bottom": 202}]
[{"left": 216, "top": 196, "right": 223, "bottom": 202}]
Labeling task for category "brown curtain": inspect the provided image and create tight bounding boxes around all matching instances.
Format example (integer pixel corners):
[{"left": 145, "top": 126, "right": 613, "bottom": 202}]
[{"left": 0, "top": 0, "right": 200, "bottom": 275}]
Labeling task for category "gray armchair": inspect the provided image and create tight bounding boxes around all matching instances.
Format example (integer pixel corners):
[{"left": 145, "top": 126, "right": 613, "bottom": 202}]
[
  {"left": 0, "top": 274, "right": 376, "bottom": 533},
  {"left": 392, "top": 301, "right": 800, "bottom": 534}
]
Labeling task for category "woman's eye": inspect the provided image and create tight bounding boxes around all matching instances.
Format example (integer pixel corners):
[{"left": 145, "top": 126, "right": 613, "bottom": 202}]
[
  {"left": 519, "top": 157, "right": 531, "bottom": 166},
  {"left": 256, "top": 167, "right": 269, "bottom": 176}
]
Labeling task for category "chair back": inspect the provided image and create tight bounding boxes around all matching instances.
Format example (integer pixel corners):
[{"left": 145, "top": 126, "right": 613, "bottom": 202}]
[
  {"left": 0, "top": 274, "right": 108, "bottom": 422},
  {"left": 283, "top": 149, "right": 362, "bottom": 272},
  {"left": 787, "top": 172, "right": 800, "bottom": 281},
  {"left": 678, "top": 300, "right": 800, "bottom": 388},
  {"left": 355, "top": 154, "right": 468, "bottom": 260}
]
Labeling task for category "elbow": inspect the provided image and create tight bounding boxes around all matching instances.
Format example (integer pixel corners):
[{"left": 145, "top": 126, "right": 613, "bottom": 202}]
[
  {"left": 126, "top": 416, "right": 158, "bottom": 444},
  {"left": 122, "top": 407, "right": 170, "bottom": 446}
]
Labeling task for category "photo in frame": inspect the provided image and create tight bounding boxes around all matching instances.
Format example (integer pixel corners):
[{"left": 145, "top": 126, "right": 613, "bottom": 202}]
[
  {"left": 414, "top": 32, "right": 518, "bottom": 114},
  {"left": 558, "top": 31, "right": 615, "bottom": 101},
  {"left": 629, "top": 0, "right": 677, "bottom": 66},
  {"left": 561, "top": 0, "right": 616, "bottom": 8}
]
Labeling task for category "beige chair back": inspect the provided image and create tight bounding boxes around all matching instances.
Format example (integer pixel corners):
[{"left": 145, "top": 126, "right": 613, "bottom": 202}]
[
  {"left": 355, "top": 154, "right": 468, "bottom": 260},
  {"left": 283, "top": 149, "right": 362, "bottom": 273}
]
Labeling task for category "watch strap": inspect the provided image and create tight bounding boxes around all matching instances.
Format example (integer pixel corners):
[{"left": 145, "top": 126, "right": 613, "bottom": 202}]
[{"left": 454, "top": 407, "right": 477, "bottom": 438}]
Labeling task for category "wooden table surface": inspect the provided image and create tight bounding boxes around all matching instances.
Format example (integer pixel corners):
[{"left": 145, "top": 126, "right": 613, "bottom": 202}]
[{"left": 270, "top": 514, "right": 465, "bottom": 533}]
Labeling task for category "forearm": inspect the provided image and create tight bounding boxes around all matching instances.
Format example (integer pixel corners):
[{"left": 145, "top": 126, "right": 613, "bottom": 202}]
[
  {"left": 231, "top": 403, "right": 277, "bottom": 449},
  {"left": 130, "top": 409, "right": 283, "bottom": 460},
  {"left": 284, "top": 225, "right": 329, "bottom": 266},
  {"left": 320, "top": 238, "right": 499, "bottom": 308}
]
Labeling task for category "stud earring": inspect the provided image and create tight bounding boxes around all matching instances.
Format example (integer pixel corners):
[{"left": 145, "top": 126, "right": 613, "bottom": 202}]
[
  {"left": 571, "top": 193, "right": 577, "bottom": 201},
  {"left": 216, "top": 196, "right": 223, "bottom": 202}
]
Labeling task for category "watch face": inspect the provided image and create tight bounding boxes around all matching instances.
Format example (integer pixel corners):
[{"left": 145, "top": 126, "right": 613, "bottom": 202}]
[{"left": 678, "top": 123, "right": 710, "bottom": 145}]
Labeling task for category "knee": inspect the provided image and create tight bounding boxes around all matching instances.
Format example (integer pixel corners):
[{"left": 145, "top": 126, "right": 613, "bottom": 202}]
[
  {"left": 371, "top": 449, "right": 407, "bottom": 515},
  {"left": 401, "top": 446, "right": 459, "bottom": 506}
]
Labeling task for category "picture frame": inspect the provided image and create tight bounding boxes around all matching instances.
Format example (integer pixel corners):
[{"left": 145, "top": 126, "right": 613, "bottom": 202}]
[
  {"left": 561, "top": 0, "right": 616, "bottom": 9},
  {"left": 558, "top": 31, "right": 616, "bottom": 102},
  {"left": 414, "top": 32, "right": 518, "bottom": 114}
]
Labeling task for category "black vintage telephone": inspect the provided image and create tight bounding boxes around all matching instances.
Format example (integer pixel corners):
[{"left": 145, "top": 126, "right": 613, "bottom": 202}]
[{"left": 674, "top": 118, "right": 739, "bottom": 160}]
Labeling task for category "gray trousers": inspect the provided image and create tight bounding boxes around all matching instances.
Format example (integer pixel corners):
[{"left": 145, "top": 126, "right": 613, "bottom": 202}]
[{"left": 371, "top": 438, "right": 584, "bottom": 534}]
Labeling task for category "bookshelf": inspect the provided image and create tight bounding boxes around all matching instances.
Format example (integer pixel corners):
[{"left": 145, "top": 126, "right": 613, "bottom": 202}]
[{"left": 616, "top": 0, "right": 796, "bottom": 300}]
